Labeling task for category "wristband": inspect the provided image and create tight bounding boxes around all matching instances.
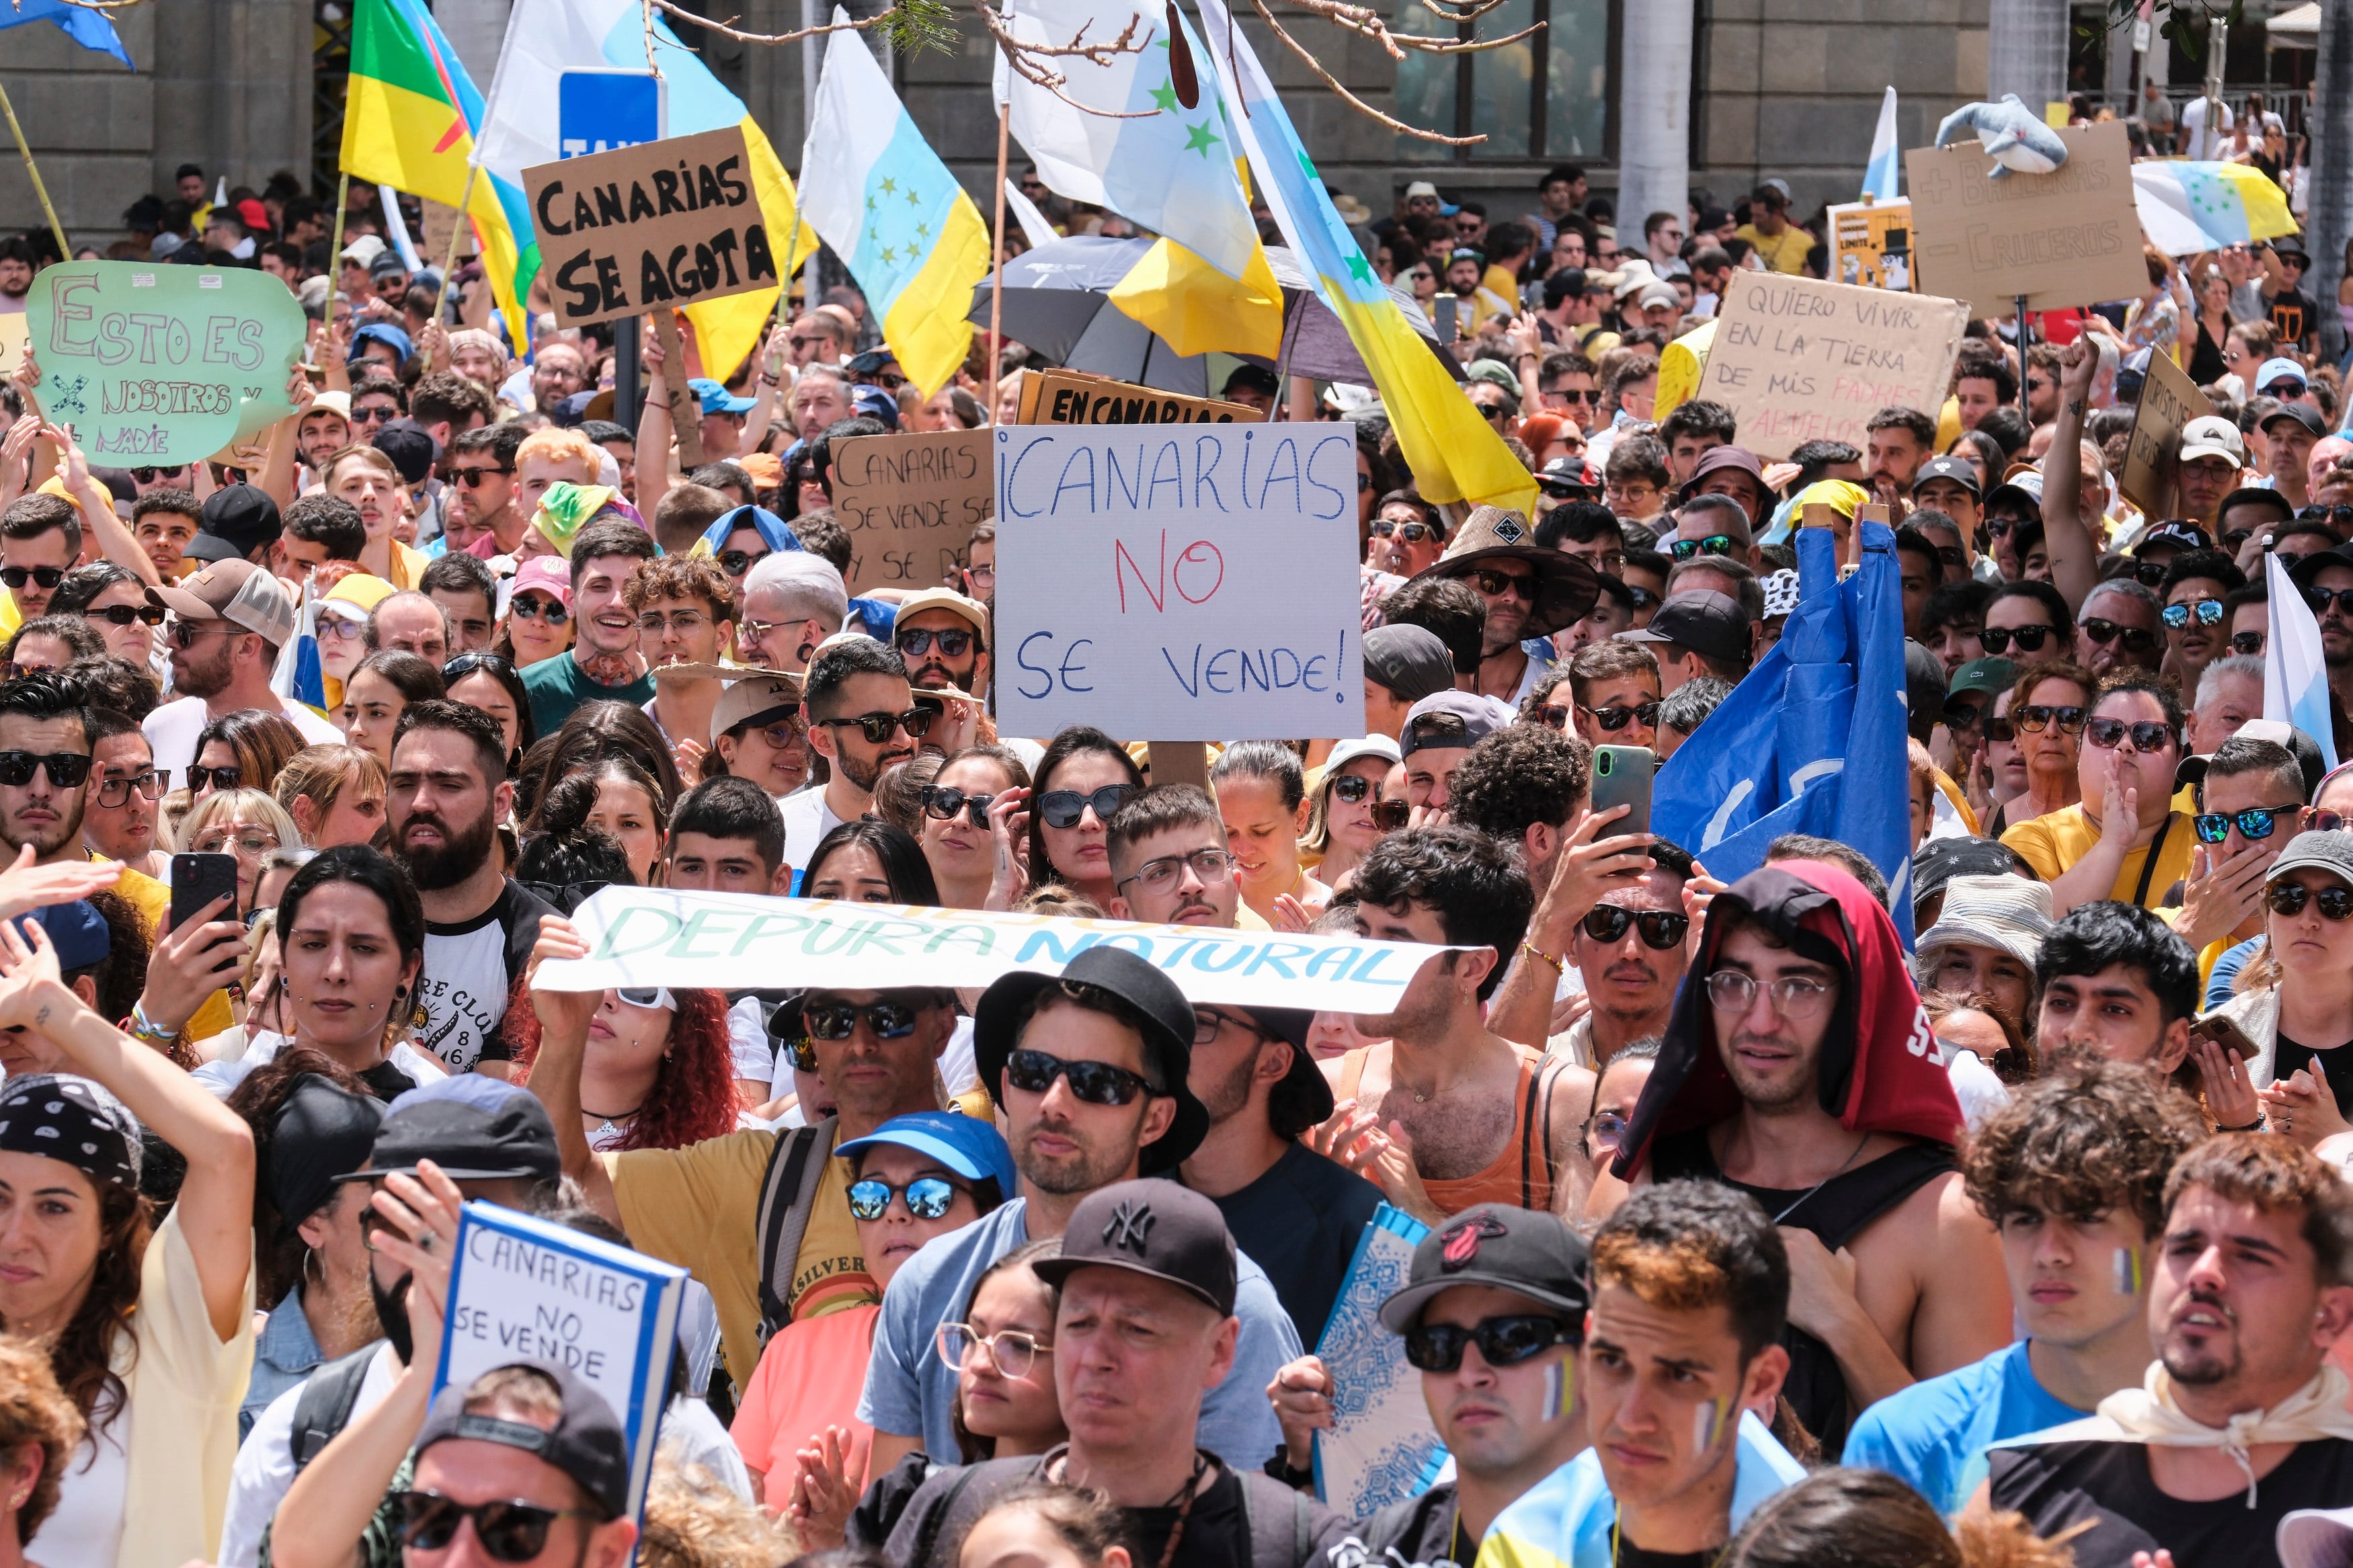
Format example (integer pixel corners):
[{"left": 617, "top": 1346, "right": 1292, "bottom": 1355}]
[
  {"left": 2217, "top": 1116, "right": 2267, "bottom": 1133},
  {"left": 1263, "top": 1453, "right": 1315, "bottom": 1489},
  {"left": 127, "top": 1000, "right": 175, "bottom": 1045},
  {"left": 1520, "top": 940, "right": 1564, "bottom": 974}
]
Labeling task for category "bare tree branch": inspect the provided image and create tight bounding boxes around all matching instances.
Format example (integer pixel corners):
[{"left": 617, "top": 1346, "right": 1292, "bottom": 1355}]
[
  {"left": 976, "top": 7, "right": 1157, "bottom": 119},
  {"left": 643, "top": 0, "right": 897, "bottom": 48},
  {"left": 1246, "top": 0, "right": 1484, "bottom": 143}
]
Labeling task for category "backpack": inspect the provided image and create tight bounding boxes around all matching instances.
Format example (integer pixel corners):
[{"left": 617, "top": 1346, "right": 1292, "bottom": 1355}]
[
  {"left": 752, "top": 1116, "right": 835, "bottom": 1344},
  {"left": 287, "top": 1344, "right": 382, "bottom": 1472}
]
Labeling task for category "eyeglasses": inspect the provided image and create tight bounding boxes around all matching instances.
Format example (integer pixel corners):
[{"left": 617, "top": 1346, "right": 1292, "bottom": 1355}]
[
  {"left": 803, "top": 999, "right": 922, "bottom": 1040},
  {"left": 964, "top": 563, "right": 996, "bottom": 587},
  {"left": 2309, "top": 588, "right": 2353, "bottom": 618},
  {"left": 187, "top": 764, "right": 243, "bottom": 792},
  {"left": 0, "top": 567, "right": 63, "bottom": 591},
  {"left": 897, "top": 627, "right": 975, "bottom": 657},
  {"left": 1581, "top": 701, "right": 1660, "bottom": 732},
  {"left": 1669, "top": 534, "right": 1737, "bottom": 562},
  {"left": 636, "top": 610, "right": 712, "bottom": 634},
  {"left": 848, "top": 1175, "right": 965, "bottom": 1222},
  {"left": 1985, "top": 716, "right": 2016, "bottom": 743},
  {"left": 2079, "top": 618, "right": 2159, "bottom": 653},
  {"left": 316, "top": 613, "right": 368, "bottom": 644},
  {"left": 2127, "top": 561, "right": 2169, "bottom": 587},
  {"left": 936, "top": 1322, "right": 1052, "bottom": 1379},
  {"left": 2194, "top": 805, "right": 2307, "bottom": 844},
  {"left": 2084, "top": 718, "right": 2176, "bottom": 753},
  {"left": 1117, "top": 847, "right": 1236, "bottom": 897},
  {"left": 2162, "top": 600, "right": 2227, "bottom": 629},
  {"left": 1944, "top": 699, "right": 1983, "bottom": 731},
  {"left": 1975, "top": 624, "right": 2054, "bottom": 655},
  {"left": 1585, "top": 1110, "right": 1630, "bottom": 1153},
  {"left": 2013, "top": 704, "right": 2088, "bottom": 734},
  {"left": 715, "top": 549, "right": 766, "bottom": 577},
  {"left": 1473, "top": 569, "right": 1538, "bottom": 602},
  {"left": 347, "top": 405, "right": 395, "bottom": 424},
  {"left": 391, "top": 1491, "right": 596, "bottom": 1562},
  {"left": 1371, "top": 518, "right": 1439, "bottom": 542},
  {"left": 1581, "top": 904, "right": 1689, "bottom": 950},
  {"left": 1534, "top": 704, "right": 1571, "bottom": 730},
  {"left": 819, "top": 708, "right": 936, "bottom": 744},
  {"left": 194, "top": 830, "right": 278, "bottom": 857},
  {"left": 510, "top": 595, "right": 569, "bottom": 626},
  {"left": 1705, "top": 968, "right": 1835, "bottom": 1019},
  {"left": 453, "top": 464, "right": 513, "bottom": 487},
  {"left": 442, "top": 652, "right": 517, "bottom": 684},
  {"left": 93, "top": 768, "right": 165, "bottom": 807},
  {"left": 1402, "top": 1314, "right": 1578, "bottom": 1373},
  {"left": 1003, "top": 1046, "right": 1158, "bottom": 1106},
  {"left": 0, "top": 751, "right": 89, "bottom": 789},
  {"left": 130, "top": 464, "right": 188, "bottom": 483},
  {"left": 84, "top": 604, "right": 166, "bottom": 628},
  {"left": 2269, "top": 882, "right": 2353, "bottom": 921},
  {"left": 1037, "top": 783, "right": 1138, "bottom": 829},
  {"left": 2231, "top": 631, "right": 2268, "bottom": 656}
]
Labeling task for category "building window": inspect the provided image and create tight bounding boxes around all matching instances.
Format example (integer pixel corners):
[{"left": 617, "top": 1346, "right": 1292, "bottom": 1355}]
[{"left": 1392, "top": 0, "right": 1615, "bottom": 161}]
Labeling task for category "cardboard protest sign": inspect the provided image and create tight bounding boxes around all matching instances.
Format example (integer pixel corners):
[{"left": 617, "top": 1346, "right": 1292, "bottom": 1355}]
[
  {"left": 1312, "top": 1206, "right": 1449, "bottom": 1515},
  {"left": 993, "top": 424, "right": 1364, "bottom": 739},
  {"left": 829, "top": 428, "right": 993, "bottom": 595},
  {"left": 1693, "top": 274, "right": 1968, "bottom": 460},
  {"left": 0, "top": 316, "right": 25, "bottom": 380},
  {"left": 438, "top": 1201, "right": 689, "bottom": 1557},
  {"left": 537, "top": 886, "right": 1454, "bottom": 1012},
  {"left": 524, "top": 126, "right": 779, "bottom": 329},
  {"left": 1828, "top": 200, "right": 1915, "bottom": 291},
  {"left": 2121, "top": 346, "right": 2202, "bottom": 521},
  {"left": 1904, "top": 122, "right": 2145, "bottom": 315},
  {"left": 24, "top": 261, "right": 307, "bottom": 465},
  {"left": 1012, "top": 366, "right": 1266, "bottom": 426}
]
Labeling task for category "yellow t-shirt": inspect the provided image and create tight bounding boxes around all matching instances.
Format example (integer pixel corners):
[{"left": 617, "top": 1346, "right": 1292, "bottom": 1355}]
[
  {"left": 1734, "top": 223, "right": 1813, "bottom": 275},
  {"left": 108, "top": 862, "right": 236, "bottom": 1043},
  {"left": 1999, "top": 804, "right": 2197, "bottom": 911}
]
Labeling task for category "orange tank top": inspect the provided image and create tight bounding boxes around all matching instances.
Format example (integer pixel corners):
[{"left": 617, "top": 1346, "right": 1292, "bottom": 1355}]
[{"left": 1337, "top": 1048, "right": 1566, "bottom": 1215}]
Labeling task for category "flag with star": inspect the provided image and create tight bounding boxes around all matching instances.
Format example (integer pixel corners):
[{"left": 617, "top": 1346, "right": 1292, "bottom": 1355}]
[
  {"left": 1187, "top": 0, "right": 1534, "bottom": 513},
  {"left": 2130, "top": 160, "right": 2298, "bottom": 257},
  {"left": 995, "top": 0, "right": 1281, "bottom": 358},
  {"left": 800, "top": 17, "right": 992, "bottom": 399}
]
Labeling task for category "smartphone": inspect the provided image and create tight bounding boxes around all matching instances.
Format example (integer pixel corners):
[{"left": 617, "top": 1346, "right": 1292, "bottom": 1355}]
[
  {"left": 1590, "top": 745, "right": 1654, "bottom": 838},
  {"left": 1435, "top": 296, "right": 1459, "bottom": 342},
  {"left": 2190, "top": 1014, "right": 2260, "bottom": 1063},
  {"left": 170, "top": 852, "right": 241, "bottom": 936}
]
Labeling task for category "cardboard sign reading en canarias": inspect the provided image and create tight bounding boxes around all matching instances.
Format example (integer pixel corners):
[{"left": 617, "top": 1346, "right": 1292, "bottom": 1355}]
[
  {"left": 1012, "top": 366, "right": 1265, "bottom": 426},
  {"left": 1693, "top": 274, "right": 1968, "bottom": 460},
  {"left": 1903, "top": 121, "right": 2145, "bottom": 316},
  {"left": 26, "top": 261, "right": 307, "bottom": 465},
  {"left": 992, "top": 423, "right": 1365, "bottom": 741},
  {"left": 2120, "top": 344, "right": 2202, "bottom": 521},
  {"left": 524, "top": 126, "right": 780, "bottom": 329},
  {"left": 830, "top": 428, "right": 993, "bottom": 595}
]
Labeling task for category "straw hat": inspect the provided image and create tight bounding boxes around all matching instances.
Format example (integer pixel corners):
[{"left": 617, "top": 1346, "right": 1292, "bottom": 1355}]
[
  {"left": 1412, "top": 505, "right": 1600, "bottom": 639},
  {"left": 1912, "top": 874, "right": 2053, "bottom": 975}
]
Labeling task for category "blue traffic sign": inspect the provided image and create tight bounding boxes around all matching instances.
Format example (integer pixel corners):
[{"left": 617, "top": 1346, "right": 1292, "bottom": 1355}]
[{"left": 558, "top": 70, "right": 664, "bottom": 159}]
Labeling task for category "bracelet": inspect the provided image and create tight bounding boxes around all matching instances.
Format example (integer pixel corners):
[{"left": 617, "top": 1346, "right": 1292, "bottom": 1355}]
[
  {"left": 1519, "top": 940, "right": 1564, "bottom": 974},
  {"left": 1262, "top": 1453, "right": 1315, "bottom": 1489},
  {"left": 126, "top": 1000, "right": 175, "bottom": 1044},
  {"left": 2217, "top": 1116, "right": 2267, "bottom": 1133}
]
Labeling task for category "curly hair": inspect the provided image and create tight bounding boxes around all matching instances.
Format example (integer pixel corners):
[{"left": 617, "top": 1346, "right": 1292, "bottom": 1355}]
[
  {"left": 1350, "top": 826, "right": 1533, "bottom": 1000},
  {"left": 621, "top": 551, "right": 739, "bottom": 622},
  {"left": 637, "top": 1458, "right": 795, "bottom": 1568},
  {"left": 1447, "top": 724, "right": 1592, "bottom": 845},
  {"left": 1962, "top": 1056, "right": 2206, "bottom": 1239},
  {"left": 0, "top": 1335, "right": 83, "bottom": 1546},
  {"left": 508, "top": 986, "right": 740, "bottom": 1152}
]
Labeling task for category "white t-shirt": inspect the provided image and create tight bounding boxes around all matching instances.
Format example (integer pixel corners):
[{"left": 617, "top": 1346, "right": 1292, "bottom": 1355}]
[
  {"left": 217, "top": 1342, "right": 401, "bottom": 1567},
  {"left": 727, "top": 995, "right": 776, "bottom": 1086},
  {"left": 193, "top": 1029, "right": 448, "bottom": 1101},
  {"left": 2180, "top": 97, "right": 2234, "bottom": 160},
  {"left": 144, "top": 694, "right": 344, "bottom": 785},
  {"left": 40, "top": 1398, "right": 129, "bottom": 1568},
  {"left": 779, "top": 786, "right": 846, "bottom": 883}
]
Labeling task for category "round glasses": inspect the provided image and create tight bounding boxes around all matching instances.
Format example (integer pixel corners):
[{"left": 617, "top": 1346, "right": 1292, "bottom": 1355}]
[
  {"left": 1704, "top": 968, "right": 1835, "bottom": 1019},
  {"left": 936, "top": 1321, "right": 1052, "bottom": 1379}
]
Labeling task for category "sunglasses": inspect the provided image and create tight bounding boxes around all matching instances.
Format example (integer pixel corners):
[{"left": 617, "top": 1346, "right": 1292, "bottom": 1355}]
[
  {"left": 2309, "top": 588, "right": 2353, "bottom": 618},
  {"left": 1331, "top": 774, "right": 1390, "bottom": 806},
  {"left": 2084, "top": 718, "right": 2175, "bottom": 753},
  {"left": 847, "top": 1174, "right": 964, "bottom": 1222},
  {"left": 803, "top": 999, "right": 922, "bottom": 1041},
  {"left": 1371, "top": 518, "right": 1439, "bottom": 542},
  {"left": 510, "top": 595, "right": 569, "bottom": 625},
  {"left": 616, "top": 986, "right": 675, "bottom": 1011},
  {"left": 1943, "top": 699, "right": 1983, "bottom": 731},
  {"left": 131, "top": 465, "right": 188, "bottom": 483},
  {"left": 453, "top": 464, "right": 513, "bottom": 487},
  {"left": 2270, "top": 882, "right": 2353, "bottom": 921},
  {"left": 820, "top": 708, "right": 936, "bottom": 744},
  {"left": 1038, "top": 783, "right": 1138, "bottom": 829},
  {"left": 2231, "top": 631, "right": 2267, "bottom": 656},
  {"left": 0, "top": 567, "right": 63, "bottom": 591},
  {"left": 392, "top": 1491, "right": 596, "bottom": 1562},
  {"left": 2079, "top": 618, "right": 2159, "bottom": 653},
  {"left": 2013, "top": 704, "right": 2087, "bottom": 733},
  {"left": 0, "top": 751, "right": 89, "bottom": 789},
  {"left": 1582, "top": 701, "right": 1660, "bottom": 732},
  {"left": 1975, "top": 624, "right": 2054, "bottom": 655},
  {"left": 898, "top": 628, "right": 975, "bottom": 657},
  {"left": 1003, "top": 1046, "right": 1157, "bottom": 1106},
  {"left": 1402, "top": 1313, "right": 1578, "bottom": 1373},
  {"left": 442, "top": 652, "right": 517, "bottom": 684},
  {"left": 1669, "top": 535, "right": 1737, "bottom": 562},
  {"left": 93, "top": 768, "right": 165, "bottom": 807},
  {"left": 1534, "top": 704, "right": 1571, "bottom": 730},
  {"left": 921, "top": 784, "right": 994, "bottom": 825},
  {"left": 348, "top": 405, "right": 395, "bottom": 423},
  {"left": 716, "top": 548, "right": 766, "bottom": 577},
  {"left": 2161, "top": 600, "right": 2226, "bottom": 629},
  {"left": 1581, "top": 904, "right": 1689, "bottom": 950},
  {"left": 2298, "top": 505, "right": 2353, "bottom": 528},
  {"left": 1548, "top": 388, "right": 1602, "bottom": 407},
  {"left": 2126, "top": 561, "right": 2169, "bottom": 587},
  {"left": 187, "top": 764, "right": 243, "bottom": 792},
  {"left": 1535, "top": 476, "right": 1599, "bottom": 500},
  {"left": 1626, "top": 585, "right": 1660, "bottom": 610},
  {"left": 1984, "top": 716, "right": 2016, "bottom": 743},
  {"left": 1473, "top": 569, "right": 1538, "bottom": 602},
  {"left": 84, "top": 604, "right": 167, "bottom": 628},
  {"left": 2194, "top": 805, "right": 2306, "bottom": 844}
]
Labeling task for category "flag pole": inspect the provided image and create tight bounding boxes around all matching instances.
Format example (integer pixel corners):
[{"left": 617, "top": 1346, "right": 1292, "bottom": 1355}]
[
  {"left": 988, "top": 101, "right": 1010, "bottom": 407},
  {"left": 433, "top": 166, "right": 482, "bottom": 323},
  {"left": 329, "top": 172, "right": 352, "bottom": 311},
  {"left": 0, "top": 81, "right": 69, "bottom": 260}
]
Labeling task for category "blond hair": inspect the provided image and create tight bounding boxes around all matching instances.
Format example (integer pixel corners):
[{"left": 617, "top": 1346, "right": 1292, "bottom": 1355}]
[{"left": 516, "top": 427, "right": 601, "bottom": 481}]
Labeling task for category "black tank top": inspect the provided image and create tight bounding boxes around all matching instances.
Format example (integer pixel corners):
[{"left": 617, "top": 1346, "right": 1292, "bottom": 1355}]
[{"left": 1649, "top": 1125, "right": 1955, "bottom": 1460}]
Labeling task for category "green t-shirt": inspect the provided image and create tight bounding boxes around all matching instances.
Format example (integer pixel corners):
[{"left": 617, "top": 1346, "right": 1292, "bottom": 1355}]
[{"left": 520, "top": 652, "right": 655, "bottom": 737}]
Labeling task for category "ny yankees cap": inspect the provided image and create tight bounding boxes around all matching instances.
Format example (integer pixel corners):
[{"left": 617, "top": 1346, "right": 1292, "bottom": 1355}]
[
  {"left": 1032, "top": 1178, "right": 1238, "bottom": 1317},
  {"left": 1377, "top": 1202, "right": 1593, "bottom": 1332}
]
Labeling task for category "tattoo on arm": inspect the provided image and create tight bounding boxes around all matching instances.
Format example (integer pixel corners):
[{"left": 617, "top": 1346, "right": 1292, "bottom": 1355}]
[{"left": 2067, "top": 399, "right": 2085, "bottom": 417}]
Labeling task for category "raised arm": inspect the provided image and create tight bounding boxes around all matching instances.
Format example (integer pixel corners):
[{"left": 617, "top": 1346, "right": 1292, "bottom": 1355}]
[
  {"left": 522, "top": 915, "right": 623, "bottom": 1223},
  {"left": 253, "top": 364, "right": 317, "bottom": 515},
  {"left": 634, "top": 320, "right": 676, "bottom": 522},
  {"left": 44, "top": 424, "right": 161, "bottom": 586},
  {"left": 2041, "top": 337, "right": 2102, "bottom": 613}
]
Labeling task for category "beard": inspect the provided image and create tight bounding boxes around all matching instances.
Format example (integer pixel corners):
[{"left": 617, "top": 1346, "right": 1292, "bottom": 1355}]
[
  {"left": 1014, "top": 1110, "right": 1143, "bottom": 1196},
  {"left": 395, "top": 802, "right": 495, "bottom": 890},
  {"left": 2161, "top": 1293, "right": 2243, "bottom": 1387},
  {"left": 1718, "top": 1030, "right": 1820, "bottom": 1112},
  {"left": 912, "top": 657, "right": 974, "bottom": 693},
  {"left": 836, "top": 744, "right": 912, "bottom": 793},
  {"left": 1194, "top": 1046, "right": 1260, "bottom": 1125},
  {"left": 174, "top": 636, "right": 236, "bottom": 700}
]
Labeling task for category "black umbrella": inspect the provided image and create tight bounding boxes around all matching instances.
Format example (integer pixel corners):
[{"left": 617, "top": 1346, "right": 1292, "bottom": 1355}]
[{"left": 969, "top": 236, "right": 1207, "bottom": 395}]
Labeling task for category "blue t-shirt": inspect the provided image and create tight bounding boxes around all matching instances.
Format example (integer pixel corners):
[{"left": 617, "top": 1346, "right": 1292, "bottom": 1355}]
[
  {"left": 2204, "top": 935, "right": 2262, "bottom": 1012},
  {"left": 1842, "top": 1341, "right": 2088, "bottom": 1518},
  {"left": 854, "top": 1192, "right": 1301, "bottom": 1467}
]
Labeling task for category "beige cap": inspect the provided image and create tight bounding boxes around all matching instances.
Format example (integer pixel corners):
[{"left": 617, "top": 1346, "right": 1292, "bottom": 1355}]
[
  {"left": 893, "top": 587, "right": 990, "bottom": 646},
  {"left": 710, "top": 673, "right": 805, "bottom": 742}
]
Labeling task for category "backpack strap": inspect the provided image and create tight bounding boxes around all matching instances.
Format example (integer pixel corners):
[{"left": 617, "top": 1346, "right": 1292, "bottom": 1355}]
[
  {"left": 1239, "top": 1470, "right": 1315, "bottom": 1568},
  {"left": 288, "top": 1344, "right": 382, "bottom": 1472},
  {"left": 754, "top": 1118, "right": 833, "bottom": 1340}
]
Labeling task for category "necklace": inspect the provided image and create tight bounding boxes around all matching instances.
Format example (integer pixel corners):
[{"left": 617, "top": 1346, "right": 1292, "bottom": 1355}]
[
  {"left": 584, "top": 1103, "right": 643, "bottom": 1143},
  {"left": 1767, "top": 1130, "right": 1872, "bottom": 1225},
  {"left": 1051, "top": 1450, "right": 1208, "bottom": 1568}
]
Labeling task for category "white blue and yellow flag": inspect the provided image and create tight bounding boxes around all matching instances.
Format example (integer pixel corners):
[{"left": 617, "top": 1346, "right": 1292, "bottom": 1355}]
[
  {"left": 996, "top": 0, "right": 1281, "bottom": 358},
  {"left": 1864, "top": 87, "right": 1900, "bottom": 202},
  {"left": 801, "top": 18, "right": 994, "bottom": 399},
  {"left": 2132, "top": 161, "right": 2299, "bottom": 257}
]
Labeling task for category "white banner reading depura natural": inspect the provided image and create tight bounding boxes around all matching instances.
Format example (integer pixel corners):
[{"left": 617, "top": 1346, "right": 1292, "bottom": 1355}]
[{"left": 533, "top": 888, "right": 1461, "bottom": 1013}]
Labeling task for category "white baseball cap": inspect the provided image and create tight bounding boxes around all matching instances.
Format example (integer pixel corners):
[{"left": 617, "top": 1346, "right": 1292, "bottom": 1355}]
[{"left": 2180, "top": 414, "right": 2245, "bottom": 466}]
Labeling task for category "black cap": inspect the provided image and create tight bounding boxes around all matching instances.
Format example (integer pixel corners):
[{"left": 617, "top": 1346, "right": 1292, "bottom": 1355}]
[
  {"left": 2287, "top": 542, "right": 2353, "bottom": 591},
  {"left": 1542, "top": 270, "right": 1588, "bottom": 309},
  {"left": 1363, "top": 624, "right": 1457, "bottom": 704},
  {"left": 1911, "top": 835, "right": 2025, "bottom": 913},
  {"left": 2137, "top": 520, "right": 2212, "bottom": 555},
  {"left": 182, "top": 533, "right": 243, "bottom": 568},
  {"left": 972, "top": 947, "right": 1209, "bottom": 1174},
  {"left": 415, "top": 1358, "right": 632, "bottom": 1518},
  {"left": 2264, "top": 402, "right": 2328, "bottom": 439},
  {"left": 199, "top": 484, "right": 281, "bottom": 557},
  {"left": 373, "top": 420, "right": 440, "bottom": 484},
  {"left": 1911, "top": 455, "right": 1982, "bottom": 499},
  {"left": 337, "top": 1078, "right": 563, "bottom": 1186},
  {"left": 1033, "top": 1178, "right": 1238, "bottom": 1316},
  {"left": 1376, "top": 1204, "right": 1592, "bottom": 1331},
  {"left": 1617, "top": 590, "right": 1750, "bottom": 662},
  {"left": 265, "top": 1076, "right": 383, "bottom": 1237}
]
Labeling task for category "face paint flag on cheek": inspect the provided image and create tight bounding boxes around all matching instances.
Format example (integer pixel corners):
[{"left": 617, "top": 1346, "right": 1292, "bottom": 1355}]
[
  {"left": 1692, "top": 1394, "right": 1728, "bottom": 1453},
  {"left": 2115, "top": 1246, "right": 2143, "bottom": 1295},
  {"left": 1546, "top": 1359, "right": 1575, "bottom": 1421}
]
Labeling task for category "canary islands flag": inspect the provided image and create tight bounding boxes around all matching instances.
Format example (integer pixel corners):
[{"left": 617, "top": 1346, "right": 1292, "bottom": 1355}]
[
  {"left": 2132, "top": 161, "right": 2299, "bottom": 257},
  {"left": 475, "top": 0, "right": 815, "bottom": 380},
  {"left": 1187, "top": 0, "right": 1533, "bottom": 514},
  {"left": 799, "top": 18, "right": 993, "bottom": 399},
  {"left": 342, "top": 0, "right": 535, "bottom": 356}
]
